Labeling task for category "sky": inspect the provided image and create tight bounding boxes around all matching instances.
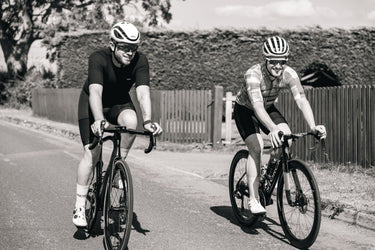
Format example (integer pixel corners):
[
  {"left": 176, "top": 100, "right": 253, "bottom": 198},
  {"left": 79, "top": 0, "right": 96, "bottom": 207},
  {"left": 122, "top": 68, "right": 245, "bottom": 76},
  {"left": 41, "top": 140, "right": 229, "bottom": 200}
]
[{"left": 164, "top": 0, "right": 375, "bottom": 30}]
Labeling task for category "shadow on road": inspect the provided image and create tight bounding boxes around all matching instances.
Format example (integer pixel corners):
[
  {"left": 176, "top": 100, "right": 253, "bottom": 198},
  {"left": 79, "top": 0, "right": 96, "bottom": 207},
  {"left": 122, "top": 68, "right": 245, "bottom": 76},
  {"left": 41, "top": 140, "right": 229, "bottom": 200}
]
[
  {"left": 131, "top": 212, "right": 150, "bottom": 235},
  {"left": 210, "top": 206, "right": 292, "bottom": 246},
  {"left": 73, "top": 210, "right": 104, "bottom": 240},
  {"left": 73, "top": 210, "right": 150, "bottom": 240}
]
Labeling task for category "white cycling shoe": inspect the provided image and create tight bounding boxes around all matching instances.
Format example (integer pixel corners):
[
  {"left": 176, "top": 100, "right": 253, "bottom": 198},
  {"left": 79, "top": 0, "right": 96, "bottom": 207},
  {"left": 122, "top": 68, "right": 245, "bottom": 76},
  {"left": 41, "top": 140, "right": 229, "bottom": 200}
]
[
  {"left": 73, "top": 207, "right": 87, "bottom": 227},
  {"left": 249, "top": 199, "right": 266, "bottom": 215}
]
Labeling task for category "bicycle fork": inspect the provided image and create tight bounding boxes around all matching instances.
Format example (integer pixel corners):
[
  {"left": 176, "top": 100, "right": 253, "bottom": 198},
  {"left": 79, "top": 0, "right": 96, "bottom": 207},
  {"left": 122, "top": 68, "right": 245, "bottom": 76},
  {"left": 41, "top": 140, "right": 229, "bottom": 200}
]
[
  {"left": 280, "top": 146, "right": 297, "bottom": 207},
  {"left": 283, "top": 166, "right": 307, "bottom": 210}
]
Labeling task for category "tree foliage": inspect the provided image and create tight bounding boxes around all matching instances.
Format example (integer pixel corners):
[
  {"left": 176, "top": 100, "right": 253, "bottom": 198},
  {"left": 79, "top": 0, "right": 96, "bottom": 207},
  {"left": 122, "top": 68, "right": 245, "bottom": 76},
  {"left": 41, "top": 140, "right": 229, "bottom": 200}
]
[{"left": 0, "top": 0, "right": 174, "bottom": 79}]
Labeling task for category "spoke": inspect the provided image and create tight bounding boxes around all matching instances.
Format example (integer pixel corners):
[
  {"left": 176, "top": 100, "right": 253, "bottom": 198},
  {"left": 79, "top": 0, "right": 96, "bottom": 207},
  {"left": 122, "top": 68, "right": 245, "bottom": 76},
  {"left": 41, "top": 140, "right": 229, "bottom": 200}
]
[{"left": 282, "top": 167, "right": 317, "bottom": 239}]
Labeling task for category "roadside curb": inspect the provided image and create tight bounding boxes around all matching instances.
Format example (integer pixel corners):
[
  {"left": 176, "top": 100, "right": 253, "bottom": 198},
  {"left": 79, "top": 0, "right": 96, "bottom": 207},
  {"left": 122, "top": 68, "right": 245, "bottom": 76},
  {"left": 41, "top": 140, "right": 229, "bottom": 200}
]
[
  {"left": 0, "top": 111, "right": 374, "bottom": 232},
  {"left": 322, "top": 206, "right": 375, "bottom": 231}
]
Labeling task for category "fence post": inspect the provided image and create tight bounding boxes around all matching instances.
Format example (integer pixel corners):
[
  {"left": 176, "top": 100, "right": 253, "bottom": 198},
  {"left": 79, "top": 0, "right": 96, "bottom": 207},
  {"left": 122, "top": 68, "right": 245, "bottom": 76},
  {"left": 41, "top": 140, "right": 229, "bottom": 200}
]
[
  {"left": 224, "top": 91, "right": 233, "bottom": 144},
  {"left": 211, "top": 85, "right": 223, "bottom": 149}
]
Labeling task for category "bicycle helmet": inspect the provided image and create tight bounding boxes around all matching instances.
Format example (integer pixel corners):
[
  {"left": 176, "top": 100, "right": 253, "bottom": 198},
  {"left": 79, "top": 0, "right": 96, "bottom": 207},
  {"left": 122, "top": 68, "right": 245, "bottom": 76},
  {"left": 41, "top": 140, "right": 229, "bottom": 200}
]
[
  {"left": 110, "top": 21, "right": 140, "bottom": 44},
  {"left": 263, "top": 36, "right": 289, "bottom": 57}
]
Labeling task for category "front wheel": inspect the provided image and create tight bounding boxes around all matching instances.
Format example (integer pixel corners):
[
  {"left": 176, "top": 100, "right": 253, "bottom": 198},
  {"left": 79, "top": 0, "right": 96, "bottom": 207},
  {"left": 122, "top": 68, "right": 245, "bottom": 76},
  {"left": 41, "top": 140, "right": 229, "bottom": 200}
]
[
  {"left": 229, "top": 150, "right": 259, "bottom": 226},
  {"left": 85, "top": 162, "right": 101, "bottom": 232},
  {"left": 103, "top": 159, "right": 134, "bottom": 250},
  {"left": 277, "top": 159, "right": 321, "bottom": 249},
  {"left": 85, "top": 186, "right": 98, "bottom": 232}
]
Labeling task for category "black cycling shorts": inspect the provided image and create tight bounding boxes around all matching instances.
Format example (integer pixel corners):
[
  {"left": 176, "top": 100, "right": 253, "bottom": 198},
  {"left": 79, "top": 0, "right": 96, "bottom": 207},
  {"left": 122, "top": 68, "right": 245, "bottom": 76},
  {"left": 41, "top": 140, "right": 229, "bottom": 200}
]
[
  {"left": 233, "top": 102, "right": 287, "bottom": 141},
  {"left": 78, "top": 90, "right": 136, "bottom": 146}
]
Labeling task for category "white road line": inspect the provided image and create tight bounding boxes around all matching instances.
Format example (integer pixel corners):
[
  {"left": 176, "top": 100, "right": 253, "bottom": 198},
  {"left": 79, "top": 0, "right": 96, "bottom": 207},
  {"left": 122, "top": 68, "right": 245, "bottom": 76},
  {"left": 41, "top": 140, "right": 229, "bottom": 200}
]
[
  {"left": 63, "top": 150, "right": 81, "bottom": 161},
  {"left": 127, "top": 154, "right": 205, "bottom": 179},
  {"left": 2, "top": 149, "right": 62, "bottom": 159}
]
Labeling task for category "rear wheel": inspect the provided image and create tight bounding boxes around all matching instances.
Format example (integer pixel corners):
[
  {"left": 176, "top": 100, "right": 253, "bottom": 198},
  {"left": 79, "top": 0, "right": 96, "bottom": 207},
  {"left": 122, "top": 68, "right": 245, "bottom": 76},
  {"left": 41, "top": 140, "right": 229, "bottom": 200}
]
[
  {"left": 277, "top": 159, "right": 321, "bottom": 249},
  {"left": 103, "top": 159, "right": 133, "bottom": 250},
  {"left": 229, "top": 150, "right": 259, "bottom": 226}
]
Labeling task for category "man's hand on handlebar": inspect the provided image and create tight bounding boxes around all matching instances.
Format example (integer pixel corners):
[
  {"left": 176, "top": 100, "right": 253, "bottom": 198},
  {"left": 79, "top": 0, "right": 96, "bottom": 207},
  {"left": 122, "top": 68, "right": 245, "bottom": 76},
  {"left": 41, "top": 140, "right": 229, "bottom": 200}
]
[
  {"left": 143, "top": 121, "right": 163, "bottom": 136},
  {"left": 269, "top": 127, "right": 283, "bottom": 148},
  {"left": 312, "top": 125, "right": 327, "bottom": 140},
  {"left": 91, "top": 119, "right": 109, "bottom": 136}
]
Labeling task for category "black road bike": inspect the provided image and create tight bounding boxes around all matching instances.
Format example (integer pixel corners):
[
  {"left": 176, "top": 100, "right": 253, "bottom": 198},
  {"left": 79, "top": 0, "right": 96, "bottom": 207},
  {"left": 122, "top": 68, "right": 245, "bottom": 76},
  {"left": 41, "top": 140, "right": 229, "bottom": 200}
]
[
  {"left": 84, "top": 121, "right": 156, "bottom": 250},
  {"left": 229, "top": 132, "right": 325, "bottom": 249}
]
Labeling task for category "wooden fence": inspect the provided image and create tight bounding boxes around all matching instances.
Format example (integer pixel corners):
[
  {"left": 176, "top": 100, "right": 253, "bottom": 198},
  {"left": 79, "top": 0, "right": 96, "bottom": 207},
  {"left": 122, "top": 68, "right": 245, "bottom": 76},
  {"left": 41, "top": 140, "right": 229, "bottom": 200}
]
[
  {"left": 32, "top": 85, "right": 374, "bottom": 166},
  {"left": 32, "top": 86, "right": 224, "bottom": 148},
  {"left": 224, "top": 85, "right": 375, "bottom": 167},
  {"left": 159, "top": 89, "right": 211, "bottom": 143},
  {"left": 143, "top": 86, "right": 223, "bottom": 146}
]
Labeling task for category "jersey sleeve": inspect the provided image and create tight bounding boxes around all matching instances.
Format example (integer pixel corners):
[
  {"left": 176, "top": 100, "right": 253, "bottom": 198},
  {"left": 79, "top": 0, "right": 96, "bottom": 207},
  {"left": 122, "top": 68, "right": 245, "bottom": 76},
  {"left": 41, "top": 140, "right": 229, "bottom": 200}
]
[
  {"left": 87, "top": 51, "right": 105, "bottom": 86},
  {"left": 283, "top": 67, "right": 306, "bottom": 100},
  {"left": 244, "top": 68, "right": 263, "bottom": 105},
  {"left": 134, "top": 53, "right": 150, "bottom": 87}
]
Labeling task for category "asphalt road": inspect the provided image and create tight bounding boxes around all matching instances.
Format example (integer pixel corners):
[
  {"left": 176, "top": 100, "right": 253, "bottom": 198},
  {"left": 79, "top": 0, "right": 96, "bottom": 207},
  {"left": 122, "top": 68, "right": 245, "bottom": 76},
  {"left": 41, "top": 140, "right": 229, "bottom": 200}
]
[{"left": 0, "top": 120, "right": 374, "bottom": 250}]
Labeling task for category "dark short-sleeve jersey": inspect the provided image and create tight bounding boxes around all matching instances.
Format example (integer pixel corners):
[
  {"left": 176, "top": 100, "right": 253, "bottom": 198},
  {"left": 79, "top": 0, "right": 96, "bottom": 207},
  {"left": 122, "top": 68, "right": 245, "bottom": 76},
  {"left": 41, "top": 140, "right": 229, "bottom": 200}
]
[{"left": 82, "top": 48, "right": 150, "bottom": 108}]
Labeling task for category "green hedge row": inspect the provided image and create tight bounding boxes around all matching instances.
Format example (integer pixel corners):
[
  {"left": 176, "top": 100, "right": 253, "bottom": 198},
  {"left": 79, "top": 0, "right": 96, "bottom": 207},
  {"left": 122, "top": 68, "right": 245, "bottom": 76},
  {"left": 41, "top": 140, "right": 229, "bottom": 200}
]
[{"left": 54, "top": 27, "right": 375, "bottom": 92}]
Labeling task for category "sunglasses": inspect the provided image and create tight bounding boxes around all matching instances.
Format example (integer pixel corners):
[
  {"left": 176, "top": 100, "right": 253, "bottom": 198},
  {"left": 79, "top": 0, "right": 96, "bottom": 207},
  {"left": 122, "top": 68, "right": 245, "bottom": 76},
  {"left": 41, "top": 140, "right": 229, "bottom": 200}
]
[
  {"left": 266, "top": 59, "right": 288, "bottom": 66},
  {"left": 116, "top": 44, "right": 138, "bottom": 53}
]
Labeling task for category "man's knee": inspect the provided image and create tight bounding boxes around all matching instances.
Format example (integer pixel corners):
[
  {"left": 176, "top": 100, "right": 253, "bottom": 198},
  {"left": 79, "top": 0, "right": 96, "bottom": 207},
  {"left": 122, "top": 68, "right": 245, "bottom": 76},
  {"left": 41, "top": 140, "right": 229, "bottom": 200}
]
[
  {"left": 117, "top": 110, "right": 137, "bottom": 129},
  {"left": 82, "top": 144, "right": 101, "bottom": 166},
  {"left": 245, "top": 133, "right": 263, "bottom": 156}
]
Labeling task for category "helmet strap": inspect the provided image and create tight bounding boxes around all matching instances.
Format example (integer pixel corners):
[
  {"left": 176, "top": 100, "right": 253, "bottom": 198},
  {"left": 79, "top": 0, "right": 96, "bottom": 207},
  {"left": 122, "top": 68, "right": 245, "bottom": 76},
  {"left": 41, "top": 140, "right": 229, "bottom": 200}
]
[
  {"left": 112, "top": 43, "right": 126, "bottom": 68},
  {"left": 264, "top": 61, "right": 278, "bottom": 79}
]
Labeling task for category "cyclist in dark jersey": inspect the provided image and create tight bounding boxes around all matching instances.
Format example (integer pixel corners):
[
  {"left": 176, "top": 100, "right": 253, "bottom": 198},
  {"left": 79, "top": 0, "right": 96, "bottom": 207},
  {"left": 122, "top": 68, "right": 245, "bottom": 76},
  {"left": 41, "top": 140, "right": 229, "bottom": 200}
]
[
  {"left": 234, "top": 36, "right": 326, "bottom": 215},
  {"left": 73, "top": 21, "right": 162, "bottom": 227}
]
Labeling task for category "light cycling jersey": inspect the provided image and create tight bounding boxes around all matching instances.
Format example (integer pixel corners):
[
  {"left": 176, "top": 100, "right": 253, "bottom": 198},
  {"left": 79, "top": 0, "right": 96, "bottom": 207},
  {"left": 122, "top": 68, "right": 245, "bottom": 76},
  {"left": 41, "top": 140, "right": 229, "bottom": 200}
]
[{"left": 236, "top": 63, "right": 305, "bottom": 110}]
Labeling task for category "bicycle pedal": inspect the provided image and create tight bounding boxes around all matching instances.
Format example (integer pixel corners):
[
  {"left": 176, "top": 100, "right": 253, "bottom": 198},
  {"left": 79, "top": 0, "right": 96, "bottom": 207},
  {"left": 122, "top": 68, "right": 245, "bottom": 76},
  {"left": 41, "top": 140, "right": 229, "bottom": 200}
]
[
  {"left": 75, "top": 225, "right": 88, "bottom": 231},
  {"left": 256, "top": 214, "right": 266, "bottom": 222},
  {"left": 266, "top": 198, "right": 273, "bottom": 206}
]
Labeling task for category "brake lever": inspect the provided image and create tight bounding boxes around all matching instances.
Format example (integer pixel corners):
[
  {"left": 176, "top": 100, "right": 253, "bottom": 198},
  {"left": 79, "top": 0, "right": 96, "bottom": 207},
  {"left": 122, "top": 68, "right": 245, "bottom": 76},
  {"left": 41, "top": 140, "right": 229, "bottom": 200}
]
[
  {"left": 88, "top": 120, "right": 106, "bottom": 150},
  {"left": 144, "top": 134, "right": 156, "bottom": 154}
]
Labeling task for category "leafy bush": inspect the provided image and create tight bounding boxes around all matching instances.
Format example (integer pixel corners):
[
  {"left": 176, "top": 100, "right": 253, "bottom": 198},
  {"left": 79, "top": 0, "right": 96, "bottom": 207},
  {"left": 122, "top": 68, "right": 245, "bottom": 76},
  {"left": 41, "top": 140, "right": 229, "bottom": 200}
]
[
  {"left": 0, "top": 68, "right": 57, "bottom": 108},
  {"left": 54, "top": 27, "right": 375, "bottom": 92}
]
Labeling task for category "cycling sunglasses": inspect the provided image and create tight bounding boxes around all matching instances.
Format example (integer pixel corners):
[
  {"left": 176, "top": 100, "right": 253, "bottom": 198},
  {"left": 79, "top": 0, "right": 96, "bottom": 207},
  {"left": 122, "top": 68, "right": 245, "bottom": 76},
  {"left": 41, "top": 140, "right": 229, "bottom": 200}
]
[
  {"left": 116, "top": 43, "right": 138, "bottom": 53},
  {"left": 266, "top": 58, "right": 288, "bottom": 66}
]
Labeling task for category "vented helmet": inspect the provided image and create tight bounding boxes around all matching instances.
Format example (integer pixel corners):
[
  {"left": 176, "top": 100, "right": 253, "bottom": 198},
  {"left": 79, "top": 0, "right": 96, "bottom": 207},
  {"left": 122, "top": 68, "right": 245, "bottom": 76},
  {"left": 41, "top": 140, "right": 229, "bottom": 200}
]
[
  {"left": 263, "top": 36, "right": 289, "bottom": 57},
  {"left": 110, "top": 21, "right": 140, "bottom": 44}
]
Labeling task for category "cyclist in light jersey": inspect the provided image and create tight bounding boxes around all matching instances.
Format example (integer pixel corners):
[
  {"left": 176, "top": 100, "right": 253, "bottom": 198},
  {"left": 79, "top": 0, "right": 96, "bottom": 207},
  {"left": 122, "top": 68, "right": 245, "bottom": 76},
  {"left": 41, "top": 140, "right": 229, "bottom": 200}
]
[{"left": 234, "top": 36, "right": 326, "bottom": 215}]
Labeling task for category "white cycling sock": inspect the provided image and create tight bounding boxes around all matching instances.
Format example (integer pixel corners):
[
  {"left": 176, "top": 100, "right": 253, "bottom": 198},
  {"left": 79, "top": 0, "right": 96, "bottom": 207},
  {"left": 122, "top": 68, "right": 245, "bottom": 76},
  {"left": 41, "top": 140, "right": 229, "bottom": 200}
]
[{"left": 75, "top": 184, "right": 89, "bottom": 209}]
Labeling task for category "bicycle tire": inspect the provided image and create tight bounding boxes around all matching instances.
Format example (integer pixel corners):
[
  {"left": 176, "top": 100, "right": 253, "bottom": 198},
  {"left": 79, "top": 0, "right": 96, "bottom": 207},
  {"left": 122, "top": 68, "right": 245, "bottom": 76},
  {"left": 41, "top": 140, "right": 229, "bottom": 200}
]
[
  {"left": 85, "top": 186, "right": 98, "bottom": 232},
  {"left": 228, "top": 149, "right": 259, "bottom": 226},
  {"left": 85, "top": 161, "right": 101, "bottom": 232},
  {"left": 277, "top": 159, "right": 321, "bottom": 249},
  {"left": 103, "top": 159, "right": 134, "bottom": 250}
]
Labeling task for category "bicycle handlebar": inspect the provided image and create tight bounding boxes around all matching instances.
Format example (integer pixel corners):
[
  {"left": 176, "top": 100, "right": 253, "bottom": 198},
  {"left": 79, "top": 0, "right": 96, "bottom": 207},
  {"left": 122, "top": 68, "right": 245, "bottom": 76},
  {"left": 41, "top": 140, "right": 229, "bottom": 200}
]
[
  {"left": 279, "top": 131, "right": 326, "bottom": 151},
  {"left": 88, "top": 121, "right": 156, "bottom": 153}
]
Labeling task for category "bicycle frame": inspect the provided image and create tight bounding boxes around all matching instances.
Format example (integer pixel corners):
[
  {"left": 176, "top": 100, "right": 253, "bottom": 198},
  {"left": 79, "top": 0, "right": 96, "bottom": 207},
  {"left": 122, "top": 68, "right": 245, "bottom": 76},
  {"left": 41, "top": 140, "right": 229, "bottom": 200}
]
[
  {"left": 91, "top": 126, "right": 154, "bottom": 211},
  {"left": 90, "top": 132, "right": 120, "bottom": 211},
  {"left": 259, "top": 151, "right": 284, "bottom": 206},
  {"left": 261, "top": 132, "right": 323, "bottom": 207}
]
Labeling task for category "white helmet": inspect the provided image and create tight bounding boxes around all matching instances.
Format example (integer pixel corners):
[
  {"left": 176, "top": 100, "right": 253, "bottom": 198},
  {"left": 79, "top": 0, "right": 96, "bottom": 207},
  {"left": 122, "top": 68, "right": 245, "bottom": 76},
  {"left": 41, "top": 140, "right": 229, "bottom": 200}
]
[
  {"left": 110, "top": 21, "right": 140, "bottom": 44},
  {"left": 263, "top": 36, "right": 289, "bottom": 57}
]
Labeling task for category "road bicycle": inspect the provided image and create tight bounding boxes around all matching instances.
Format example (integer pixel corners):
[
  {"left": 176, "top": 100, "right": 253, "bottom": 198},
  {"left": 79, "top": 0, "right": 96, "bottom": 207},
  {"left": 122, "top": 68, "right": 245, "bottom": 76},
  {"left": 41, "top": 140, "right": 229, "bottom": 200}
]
[
  {"left": 229, "top": 132, "right": 325, "bottom": 249},
  {"left": 84, "top": 121, "right": 156, "bottom": 250}
]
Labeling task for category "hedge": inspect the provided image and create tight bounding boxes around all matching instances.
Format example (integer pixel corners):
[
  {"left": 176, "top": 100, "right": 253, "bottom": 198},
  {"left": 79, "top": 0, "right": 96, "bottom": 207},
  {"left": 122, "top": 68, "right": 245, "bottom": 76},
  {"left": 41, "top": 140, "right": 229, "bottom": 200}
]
[{"left": 53, "top": 27, "right": 375, "bottom": 92}]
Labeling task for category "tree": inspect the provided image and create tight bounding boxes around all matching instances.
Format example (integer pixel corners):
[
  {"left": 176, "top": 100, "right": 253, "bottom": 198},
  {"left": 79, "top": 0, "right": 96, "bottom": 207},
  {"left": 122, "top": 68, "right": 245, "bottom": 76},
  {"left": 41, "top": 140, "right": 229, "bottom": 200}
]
[{"left": 0, "top": 0, "right": 173, "bottom": 79}]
